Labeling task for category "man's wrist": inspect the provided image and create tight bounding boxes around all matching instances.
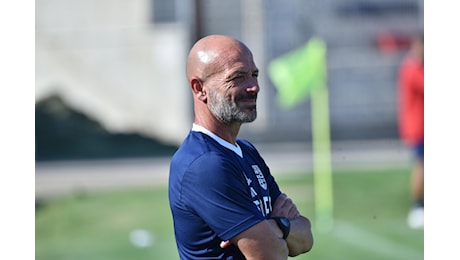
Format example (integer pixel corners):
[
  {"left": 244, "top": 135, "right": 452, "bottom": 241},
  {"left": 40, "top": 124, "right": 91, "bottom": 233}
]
[{"left": 270, "top": 216, "right": 290, "bottom": 239}]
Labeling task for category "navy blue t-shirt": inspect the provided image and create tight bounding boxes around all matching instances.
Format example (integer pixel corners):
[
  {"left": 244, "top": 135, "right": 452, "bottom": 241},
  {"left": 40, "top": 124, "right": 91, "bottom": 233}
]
[{"left": 169, "top": 131, "right": 282, "bottom": 259}]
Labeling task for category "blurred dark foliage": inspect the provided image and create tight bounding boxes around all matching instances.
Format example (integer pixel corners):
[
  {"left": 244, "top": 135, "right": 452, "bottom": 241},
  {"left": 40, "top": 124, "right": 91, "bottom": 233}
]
[{"left": 35, "top": 95, "right": 178, "bottom": 161}]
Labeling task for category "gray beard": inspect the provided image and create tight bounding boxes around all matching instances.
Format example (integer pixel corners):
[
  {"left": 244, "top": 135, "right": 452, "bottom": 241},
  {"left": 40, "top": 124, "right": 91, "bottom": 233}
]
[{"left": 208, "top": 89, "right": 257, "bottom": 124}]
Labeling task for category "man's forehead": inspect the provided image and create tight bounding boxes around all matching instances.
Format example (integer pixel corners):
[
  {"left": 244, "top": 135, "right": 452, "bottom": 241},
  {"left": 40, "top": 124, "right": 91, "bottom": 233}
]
[
  {"left": 227, "top": 60, "right": 257, "bottom": 72},
  {"left": 220, "top": 48, "right": 255, "bottom": 67},
  {"left": 197, "top": 50, "right": 219, "bottom": 64},
  {"left": 197, "top": 44, "right": 256, "bottom": 77}
]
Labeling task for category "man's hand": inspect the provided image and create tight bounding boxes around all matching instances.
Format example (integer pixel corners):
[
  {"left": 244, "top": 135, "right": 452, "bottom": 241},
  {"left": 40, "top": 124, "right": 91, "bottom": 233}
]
[
  {"left": 270, "top": 193, "right": 300, "bottom": 220},
  {"left": 220, "top": 240, "right": 231, "bottom": 248}
]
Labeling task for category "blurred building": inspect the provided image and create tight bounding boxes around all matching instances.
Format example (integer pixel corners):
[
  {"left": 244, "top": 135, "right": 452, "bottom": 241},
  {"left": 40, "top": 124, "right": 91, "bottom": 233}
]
[
  {"left": 36, "top": 0, "right": 192, "bottom": 146},
  {"left": 35, "top": 0, "right": 423, "bottom": 159}
]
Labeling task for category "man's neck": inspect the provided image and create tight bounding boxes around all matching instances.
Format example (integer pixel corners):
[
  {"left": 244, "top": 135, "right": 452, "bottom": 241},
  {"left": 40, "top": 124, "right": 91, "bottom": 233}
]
[{"left": 193, "top": 119, "right": 240, "bottom": 145}]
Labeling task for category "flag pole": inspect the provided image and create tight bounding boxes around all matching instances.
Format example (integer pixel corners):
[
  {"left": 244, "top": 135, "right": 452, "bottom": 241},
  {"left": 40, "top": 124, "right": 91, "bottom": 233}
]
[
  {"left": 267, "top": 37, "right": 334, "bottom": 232},
  {"left": 311, "top": 81, "right": 334, "bottom": 233}
]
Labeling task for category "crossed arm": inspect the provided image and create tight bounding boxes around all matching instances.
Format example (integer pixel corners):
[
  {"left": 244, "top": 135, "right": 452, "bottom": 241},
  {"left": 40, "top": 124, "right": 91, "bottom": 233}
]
[
  {"left": 221, "top": 193, "right": 314, "bottom": 259},
  {"left": 271, "top": 193, "right": 314, "bottom": 256}
]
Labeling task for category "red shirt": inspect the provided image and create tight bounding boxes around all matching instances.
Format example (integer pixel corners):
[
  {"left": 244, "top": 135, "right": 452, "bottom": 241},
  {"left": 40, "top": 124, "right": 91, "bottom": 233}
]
[{"left": 397, "top": 54, "right": 424, "bottom": 145}]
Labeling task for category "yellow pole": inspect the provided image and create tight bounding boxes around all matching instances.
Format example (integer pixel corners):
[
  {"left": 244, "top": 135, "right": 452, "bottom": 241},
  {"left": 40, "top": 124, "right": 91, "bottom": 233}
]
[{"left": 311, "top": 83, "right": 334, "bottom": 233}]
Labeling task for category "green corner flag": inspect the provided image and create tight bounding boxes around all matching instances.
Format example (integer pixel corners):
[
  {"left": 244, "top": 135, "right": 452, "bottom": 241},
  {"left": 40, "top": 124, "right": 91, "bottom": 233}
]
[
  {"left": 268, "top": 37, "right": 334, "bottom": 233},
  {"left": 268, "top": 37, "right": 327, "bottom": 108}
]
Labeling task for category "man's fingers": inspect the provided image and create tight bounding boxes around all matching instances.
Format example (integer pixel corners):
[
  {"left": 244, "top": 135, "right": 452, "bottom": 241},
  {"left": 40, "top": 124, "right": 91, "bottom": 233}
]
[
  {"left": 273, "top": 193, "right": 288, "bottom": 209},
  {"left": 287, "top": 204, "right": 300, "bottom": 219},
  {"left": 272, "top": 193, "right": 301, "bottom": 219},
  {"left": 220, "top": 240, "right": 231, "bottom": 248}
]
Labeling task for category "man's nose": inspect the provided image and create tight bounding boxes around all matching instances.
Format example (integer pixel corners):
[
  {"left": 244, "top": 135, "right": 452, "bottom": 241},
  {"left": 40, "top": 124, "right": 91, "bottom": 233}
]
[{"left": 246, "top": 79, "right": 260, "bottom": 94}]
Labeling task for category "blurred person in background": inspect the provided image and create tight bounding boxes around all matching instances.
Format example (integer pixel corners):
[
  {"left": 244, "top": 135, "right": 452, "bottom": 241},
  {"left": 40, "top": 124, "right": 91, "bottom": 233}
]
[
  {"left": 169, "top": 35, "right": 313, "bottom": 259},
  {"left": 397, "top": 31, "right": 424, "bottom": 229}
]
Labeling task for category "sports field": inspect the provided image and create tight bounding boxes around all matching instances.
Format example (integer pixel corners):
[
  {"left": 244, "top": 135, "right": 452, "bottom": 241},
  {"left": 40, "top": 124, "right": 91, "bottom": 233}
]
[{"left": 35, "top": 166, "right": 423, "bottom": 260}]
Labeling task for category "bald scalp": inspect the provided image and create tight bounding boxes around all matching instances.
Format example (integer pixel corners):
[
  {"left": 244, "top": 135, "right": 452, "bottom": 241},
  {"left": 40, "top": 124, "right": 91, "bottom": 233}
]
[{"left": 186, "top": 35, "right": 251, "bottom": 82}]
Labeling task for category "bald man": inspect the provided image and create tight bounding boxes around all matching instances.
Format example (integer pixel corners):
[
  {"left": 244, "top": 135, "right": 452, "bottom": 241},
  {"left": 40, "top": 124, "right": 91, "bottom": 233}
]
[{"left": 169, "top": 35, "right": 313, "bottom": 259}]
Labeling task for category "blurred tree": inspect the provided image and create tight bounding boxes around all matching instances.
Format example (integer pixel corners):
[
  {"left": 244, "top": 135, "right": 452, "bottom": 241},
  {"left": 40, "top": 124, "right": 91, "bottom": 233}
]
[{"left": 35, "top": 95, "right": 178, "bottom": 161}]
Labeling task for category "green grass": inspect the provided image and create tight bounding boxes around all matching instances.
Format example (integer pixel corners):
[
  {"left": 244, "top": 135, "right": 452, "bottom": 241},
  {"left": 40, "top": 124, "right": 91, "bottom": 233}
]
[{"left": 36, "top": 167, "right": 423, "bottom": 259}]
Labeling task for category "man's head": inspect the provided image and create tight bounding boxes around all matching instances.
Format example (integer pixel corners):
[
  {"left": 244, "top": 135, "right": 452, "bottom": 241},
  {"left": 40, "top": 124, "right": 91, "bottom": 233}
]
[{"left": 186, "top": 35, "right": 260, "bottom": 125}]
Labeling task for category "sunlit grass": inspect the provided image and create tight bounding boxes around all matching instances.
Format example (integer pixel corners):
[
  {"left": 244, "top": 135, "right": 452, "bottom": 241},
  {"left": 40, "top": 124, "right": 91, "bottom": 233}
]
[{"left": 36, "top": 166, "right": 423, "bottom": 260}]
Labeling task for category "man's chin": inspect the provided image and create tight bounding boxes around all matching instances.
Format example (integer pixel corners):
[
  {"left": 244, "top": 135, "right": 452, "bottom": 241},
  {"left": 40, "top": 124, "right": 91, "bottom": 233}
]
[{"left": 240, "top": 113, "right": 257, "bottom": 123}]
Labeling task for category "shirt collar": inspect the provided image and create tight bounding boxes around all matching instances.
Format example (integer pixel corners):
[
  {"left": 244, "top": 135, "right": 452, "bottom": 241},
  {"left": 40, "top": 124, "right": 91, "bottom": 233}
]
[{"left": 192, "top": 123, "right": 243, "bottom": 158}]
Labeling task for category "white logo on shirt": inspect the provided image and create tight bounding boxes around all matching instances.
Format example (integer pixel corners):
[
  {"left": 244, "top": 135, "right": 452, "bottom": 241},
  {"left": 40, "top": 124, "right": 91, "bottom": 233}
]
[
  {"left": 243, "top": 169, "right": 271, "bottom": 216},
  {"left": 252, "top": 165, "right": 267, "bottom": 190}
]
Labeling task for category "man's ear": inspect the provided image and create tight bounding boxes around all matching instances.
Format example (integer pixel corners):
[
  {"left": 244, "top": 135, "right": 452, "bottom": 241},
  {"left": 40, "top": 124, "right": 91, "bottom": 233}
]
[{"left": 191, "top": 78, "right": 207, "bottom": 102}]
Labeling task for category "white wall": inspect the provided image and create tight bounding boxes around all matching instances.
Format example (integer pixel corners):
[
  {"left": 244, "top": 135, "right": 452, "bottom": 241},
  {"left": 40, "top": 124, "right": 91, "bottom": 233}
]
[{"left": 36, "top": 0, "right": 191, "bottom": 145}]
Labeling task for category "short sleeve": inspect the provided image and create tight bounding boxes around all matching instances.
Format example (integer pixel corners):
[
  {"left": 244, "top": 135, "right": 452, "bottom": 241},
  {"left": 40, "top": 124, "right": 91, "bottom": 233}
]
[{"left": 181, "top": 152, "right": 265, "bottom": 240}]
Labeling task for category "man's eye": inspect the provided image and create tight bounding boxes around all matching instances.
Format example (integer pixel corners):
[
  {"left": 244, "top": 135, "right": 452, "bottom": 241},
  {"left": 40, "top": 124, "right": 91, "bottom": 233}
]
[{"left": 231, "top": 75, "right": 245, "bottom": 81}]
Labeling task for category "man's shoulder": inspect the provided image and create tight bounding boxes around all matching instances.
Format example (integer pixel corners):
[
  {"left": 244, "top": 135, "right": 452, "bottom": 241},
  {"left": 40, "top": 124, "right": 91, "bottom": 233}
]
[
  {"left": 236, "top": 138, "right": 255, "bottom": 149},
  {"left": 174, "top": 131, "right": 223, "bottom": 155},
  {"left": 171, "top": 132, "right": 235, "bottom": 167},
  {"left": 237, "top": 138, "right": 262, "bottom": 156}
]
